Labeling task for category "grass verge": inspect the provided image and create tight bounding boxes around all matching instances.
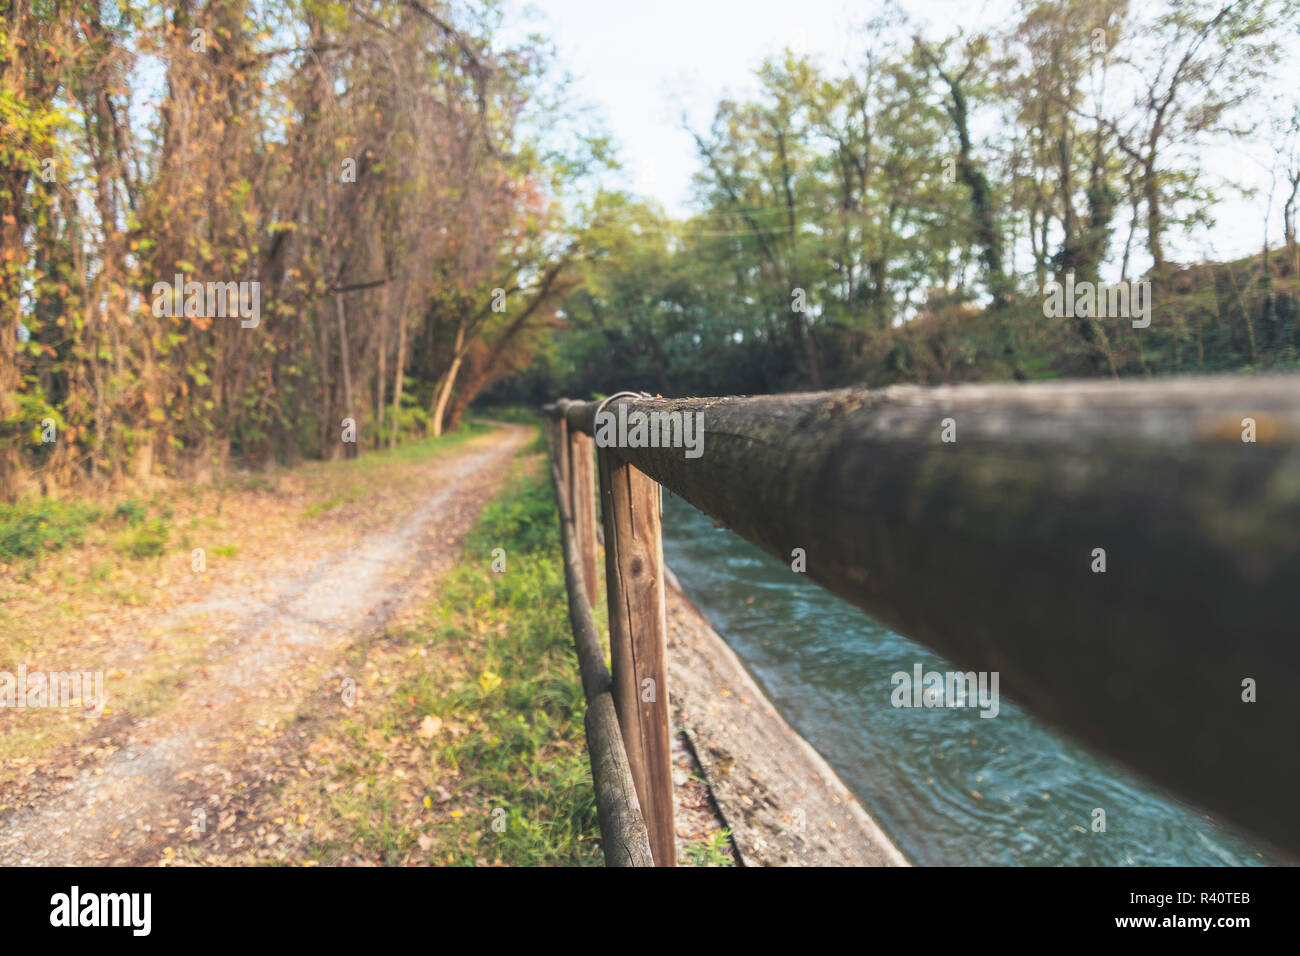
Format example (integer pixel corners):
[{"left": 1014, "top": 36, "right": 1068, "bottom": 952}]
[
  {"left": 0, "top": 422, "right": 495, "bottom": 785},
  {"left": 234, "top": 460, "right": 604, "bottom": 866}
]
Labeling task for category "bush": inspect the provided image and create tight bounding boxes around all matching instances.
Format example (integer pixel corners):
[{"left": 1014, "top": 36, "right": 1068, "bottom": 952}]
[
  {"left": 467, "top": 470, "right": 558, "bottom": 557},
  {"left": 469, "top": 405, "right": 540, "bottom": 425},
  {"left": 113, "top": 499, "right": 148, "bottom": 526},
  {"left": 113, "top": 516, "right": 171, "bottom": 559},
  {"left": 0, "top": 500, "right": 101, "bottom": 562}
]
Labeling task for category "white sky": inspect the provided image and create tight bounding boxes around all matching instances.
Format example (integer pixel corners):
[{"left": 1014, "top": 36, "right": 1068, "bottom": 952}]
[{"left": 504, "top": 0, "right": 1298, "bottom": 270}]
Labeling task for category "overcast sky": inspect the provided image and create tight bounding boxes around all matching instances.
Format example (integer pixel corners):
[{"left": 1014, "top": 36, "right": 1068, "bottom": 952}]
[{"left": 503, "top": 0, "right": 1297, "bottom": 270}]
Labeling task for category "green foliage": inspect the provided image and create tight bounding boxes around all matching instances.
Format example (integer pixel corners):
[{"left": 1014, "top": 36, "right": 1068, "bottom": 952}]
[
  {"left": 306, "top": 468, "right": 600, "bottom": 866},
  {"left": 112, "top": 516, "right": 171, "bottom": 560},
  {"left": 15, "top": 393, "right": 64, "bottom": 448},
  {"left": 466, "top": 467, "right": 559, "bottom": 557},
  {"left": 685, "top": 827, "right": 736, "bottom": 867},
  {"left": 415, "top": 472, "right": 594, "bottom": 864},
  {"left": 0, "top": 500, "right": 101, "bottom": 561},
  {"left": 480, "top": 2, "right": 1300, "bottom": 404},
  {"left": 112, "top": 499, "right": 148, "bottom": 526},
  {"left": 0, "top": 492, "right": 178, "bottom": 564},
  {"left": 392, "top": 402, "right": 432, "bottom": 442},
  {"left": 468, "top": 405, "right": 540, "bottom": 425}
]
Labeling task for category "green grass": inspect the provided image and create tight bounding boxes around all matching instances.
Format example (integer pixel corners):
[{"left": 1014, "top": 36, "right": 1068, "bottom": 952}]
[
  {"left": 0, "top": 499, "right": 102, "bottom": 561},
  {"left": 302, "top": 498, "right": 342, "bottom": 520},
  {"left": 468, "top": 404, "right": 540, "bottom": 425},
  {"left": 423, "top": 472, "right": 597, "bottom": 864},
  {"left": 685, "top": 828, "right": 736, "bottom": 867},
  {"left": 346, "top": 421, "right": 490, "bottom": 469},
  {"left": 112, "top": 498, "right": 148, "bottom": 526},
  {"left": 521, "top": 425, "right": 547, "bottom": 457},
  {"left": 112, "top": 515, "right": 171, "bottom": 559},
  {"left": 468, "top": 463, "right": 561, "bottom": 555},
  {"left": 1, "top": 490, "right": 178, "bottom": 567},
  {"left": 300, "top": 465, "right": 600, "bottom": 866}
]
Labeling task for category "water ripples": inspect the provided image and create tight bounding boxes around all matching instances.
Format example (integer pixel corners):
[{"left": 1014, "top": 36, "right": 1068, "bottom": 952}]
[{"left": 661, "top": 493, "right": 1266, "bottom": 866}]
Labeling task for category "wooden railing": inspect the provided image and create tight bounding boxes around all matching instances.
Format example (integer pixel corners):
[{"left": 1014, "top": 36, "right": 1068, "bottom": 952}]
[
  {"left": 542, "top": 402, "right": 669, "bottom": 866},
  {"left": 544, "top": 376, "right": 1300, "bottom": 864}
]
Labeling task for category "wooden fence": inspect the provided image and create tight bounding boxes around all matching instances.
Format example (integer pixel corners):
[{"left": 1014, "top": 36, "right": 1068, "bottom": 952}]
[{"left": 543, "top": 376, "right": 1300, "bottom": 864}]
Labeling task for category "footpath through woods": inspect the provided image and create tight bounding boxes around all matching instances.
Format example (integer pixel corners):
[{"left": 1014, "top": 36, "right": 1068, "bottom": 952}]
[
  {"left": 0, "top": 426, "right": 532, "bottom": 865},
  {"left": 1, "top": 422, "right": 735, "bottom": 866}
]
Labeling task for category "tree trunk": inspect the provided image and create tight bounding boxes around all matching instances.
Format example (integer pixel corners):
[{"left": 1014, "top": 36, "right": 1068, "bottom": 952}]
[
  {"left": 335, "top": 292, "right": 356, "bottom": 457},
  {"left": 375, "top": 288, "right": 388, "bottom": 450},
  {"left": 1143, "top": 159, "right": 1166, "bottom": 284},
  {"left": 0, "top": 3, "right": 31, "bottom": 500},
  {"left": 390, "top": 311, "right": 406, "bottom": 449},
  {"left": 430, "top": 319, "right": 465, "bottom": 437}
]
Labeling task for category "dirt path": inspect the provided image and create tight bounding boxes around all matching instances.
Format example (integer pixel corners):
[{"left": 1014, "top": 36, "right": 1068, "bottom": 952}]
[{"left": 0, "top": 425, "right": 531, "bottom": 865}]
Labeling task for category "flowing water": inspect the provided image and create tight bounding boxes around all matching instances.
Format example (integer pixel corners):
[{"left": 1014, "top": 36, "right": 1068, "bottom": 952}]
[{"left": 661, "top": 492, "right": 1268, "bottom": 866}]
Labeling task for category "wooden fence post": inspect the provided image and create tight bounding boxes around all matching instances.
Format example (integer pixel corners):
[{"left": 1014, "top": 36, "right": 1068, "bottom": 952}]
[
  {"left": 556, "top": 415, "right": 569, "bottom": 495},
  {"left": 544, "top": 416, "right": 560, "bottom": 468},
  {"left": 568, "top": 431, "right": 598, "bottom": 607},
  {"left": 597, "top": 448, "right": 675, "bottom": 866}
]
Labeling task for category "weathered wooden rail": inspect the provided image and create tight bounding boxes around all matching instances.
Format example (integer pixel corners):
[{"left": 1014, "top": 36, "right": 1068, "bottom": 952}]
[
  {"left": 543, "top": 407, "right": 670, "bottom": 866},
  {"left": 544, "top": 375, "right": 1300, "bottom": 863}
]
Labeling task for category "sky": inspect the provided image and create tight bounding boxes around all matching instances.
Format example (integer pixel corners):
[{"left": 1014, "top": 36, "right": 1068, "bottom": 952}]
[
  {"left": 505, "top": 0, "right": 1018, "bottom": 216},
  {"left": 501, "top": 0, "right": 1298, "bottom": 270}
]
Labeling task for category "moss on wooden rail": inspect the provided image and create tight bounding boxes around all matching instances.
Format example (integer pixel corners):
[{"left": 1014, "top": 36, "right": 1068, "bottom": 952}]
[{"left": 548, "top": 377, "right": 1300, "bottom": 859}]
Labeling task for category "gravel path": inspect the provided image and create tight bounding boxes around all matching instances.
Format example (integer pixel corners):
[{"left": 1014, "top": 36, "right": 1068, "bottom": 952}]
[{"left": 0, "top": 426, "right": 530, "bottom": 865}]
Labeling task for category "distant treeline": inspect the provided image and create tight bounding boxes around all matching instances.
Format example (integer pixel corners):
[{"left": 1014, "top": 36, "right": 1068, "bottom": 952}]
[
  {"left": 1, "top": 0, "right": 597, "bottom": 499},
  {"left": 5, "top": 1, "right": 1300, "bottom": 501},
  {"left": 491, "top": 0, "right": 1300, "bottom": 406}
]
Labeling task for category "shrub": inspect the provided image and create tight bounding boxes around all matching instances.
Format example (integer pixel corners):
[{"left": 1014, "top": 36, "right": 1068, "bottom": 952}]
[
  {"left": 0, "top": 500, "right": 101, "bottom": 562},
  {"left": 113, "top": 499, "right": 148, "bottom": 526},
  {"left": 113, "top": 516, "right": 171, "bottom": 559}
]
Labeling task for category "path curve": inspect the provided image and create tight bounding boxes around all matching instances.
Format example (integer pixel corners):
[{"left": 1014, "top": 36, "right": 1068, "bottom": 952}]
[{"left": 0, "top": 425, "right": 530, "bottom": 865}]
